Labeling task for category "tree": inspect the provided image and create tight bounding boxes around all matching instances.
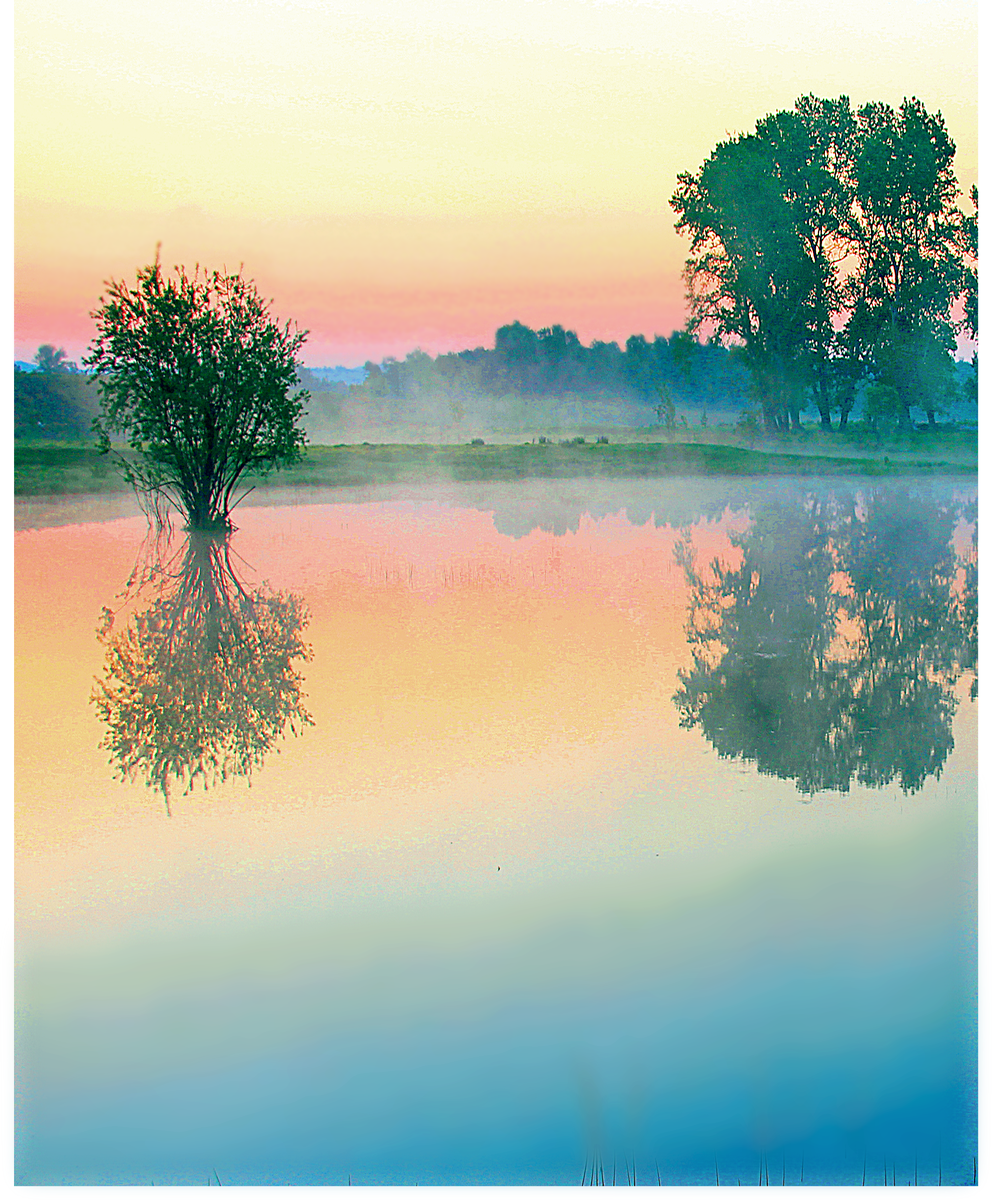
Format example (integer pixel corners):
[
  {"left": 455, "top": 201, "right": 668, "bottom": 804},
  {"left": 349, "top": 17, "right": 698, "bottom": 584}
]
[
  {"left": 624, "top": 334, "right": 657, "bottom": 402},
  {"left": 671, "top": 99, "right": 851, "bottom": 431},
  {"left": 959, "top": 185, "right": 978, "bottom": 406},
  {"left": 961, "top": 185, "right": 979, "bottom": 343},
  {"left": 673, "top": 95, "right": 973, "bottom": 432},
  {"left": 779, "top": 96, "right": 858, "bottom": 430},
  {"left": 655, "top": 383, "right": 677, "bottom": 433},
  {"left": 14, "top": 365, "right": 96, "bottom": 440},
  {"left": 842, "top": 98, "right": 970, "bottom": 428},
  {"left": 669, "top": 328, "right": 697, "bottom": 385},
  {"left": 537, "top": 324, "right": 583, "bottom": 392},
  {"left": 34, "top": 344, "right": 77, "bottom": 373},
  {"left": 493, "top": 321, "right": 541, "bottom": 394},
  {"left": 85, "top": 256, "right": 309, "bottom": 531}
]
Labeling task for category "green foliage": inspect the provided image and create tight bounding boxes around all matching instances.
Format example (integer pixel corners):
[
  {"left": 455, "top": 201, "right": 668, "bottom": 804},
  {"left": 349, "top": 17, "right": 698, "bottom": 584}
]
[
  {"left": 14, "top": 366, "right": 98, "bottom": 440},
  {"left": 344, "top": 324, "right": 751, "bottom": 425},
  {"left": 961, "top": 185, "right": 978, "bottom": 342},
  {"left": 85, "top": 257, "right": 309, "bottom": 531},
  {"left": 655, "top": 383, "right": 677, "bottom": 433},
  {"left": 672, "top": 97, "right": 849, "bottom": 431},
  {"left": 863, "top": 381, "right": 901, "bottom": 430},
  {"left": 34, "top": 344, "right": 77, "bottom": 373},
  {"left": 669, "top": 328, "right": 696, "bottom": 383},
  {"left": 672, "top": 94, "right": 974, "bottom": 433},
  {"left": 736, "top": 405, "right": 762, "bottom": 444},
  {"left": 92, "top": 533, "right": 313, "bottom": 813},
  {"left": 963, "top": 355, "right": 978, "bottom": 405},
  {"left": 843, "top": 99, "right": 969, "bottom": 426}
]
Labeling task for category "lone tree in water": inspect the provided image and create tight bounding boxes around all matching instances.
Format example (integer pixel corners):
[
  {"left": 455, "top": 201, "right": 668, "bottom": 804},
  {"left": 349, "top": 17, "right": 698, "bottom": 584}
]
[{"left": 85, "top": 255, "right": 309, "bottom": 531}]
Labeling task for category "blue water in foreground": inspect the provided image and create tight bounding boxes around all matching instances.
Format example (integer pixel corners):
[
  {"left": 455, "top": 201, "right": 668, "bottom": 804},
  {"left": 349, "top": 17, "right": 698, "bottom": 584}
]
[
  {"left": 15, "top": 481, "right": 979, "bottom": 1185},
  {"left": 17, "top": 799, "right": 976, "bottom": 1186}
]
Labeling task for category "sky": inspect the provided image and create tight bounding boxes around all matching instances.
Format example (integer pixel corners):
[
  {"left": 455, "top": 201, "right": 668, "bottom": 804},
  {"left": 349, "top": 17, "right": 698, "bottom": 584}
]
[{"left": 14, "top": 0, "right": 978, "bottom": 367}]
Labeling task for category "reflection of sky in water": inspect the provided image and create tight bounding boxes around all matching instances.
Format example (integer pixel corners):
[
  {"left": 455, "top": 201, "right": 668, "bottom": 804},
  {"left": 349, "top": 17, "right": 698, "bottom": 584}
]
[{"left": 15, "top": 478, "right": 977, "bottom": 1185}]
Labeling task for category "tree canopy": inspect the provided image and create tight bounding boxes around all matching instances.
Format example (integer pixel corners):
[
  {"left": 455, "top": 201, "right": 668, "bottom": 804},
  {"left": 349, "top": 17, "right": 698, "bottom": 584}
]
[
  {"left": 672, "top": 95, "right": 977, "bottom": 431},
  {"left": 34, "top": 344, "right": 78, "bottom": 373},
  {"left": 344, "top": 324, "right": 750, "bottom": 414},
  {"left": 85, "top": 257, "right": 310, "bottom": 530}
]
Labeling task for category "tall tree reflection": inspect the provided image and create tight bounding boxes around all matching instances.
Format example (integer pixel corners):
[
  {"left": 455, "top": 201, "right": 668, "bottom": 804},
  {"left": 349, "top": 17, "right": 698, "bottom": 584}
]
[
  {"left": 93, "top": 533, "right": 313, "bottom": 815},
  {"left": 674, "top": 488, "right": 976, "bottom": 796}
]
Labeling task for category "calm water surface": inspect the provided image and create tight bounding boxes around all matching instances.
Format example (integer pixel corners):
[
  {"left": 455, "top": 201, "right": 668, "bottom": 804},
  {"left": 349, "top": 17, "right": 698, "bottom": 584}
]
[{"left": 15, "top": 477, "right": 977, "bottom": 1185}]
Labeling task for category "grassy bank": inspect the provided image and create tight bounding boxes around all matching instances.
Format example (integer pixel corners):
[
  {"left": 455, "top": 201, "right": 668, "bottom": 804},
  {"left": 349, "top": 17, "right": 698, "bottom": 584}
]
[
  {"left": 14, "top": 432, "right": 978, "bottom": 498},
  {"left": 14, "top": 443, "right": 123, "bottom": 495}
]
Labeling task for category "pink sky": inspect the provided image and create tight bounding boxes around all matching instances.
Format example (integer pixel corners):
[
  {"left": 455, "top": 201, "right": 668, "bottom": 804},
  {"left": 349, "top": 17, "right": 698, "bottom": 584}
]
[
  {"left": 15, "top": 0, "right": 977, "bottom": 368},
  {"left": 14, "top": 206, "right": 687, "bottom": 367}
]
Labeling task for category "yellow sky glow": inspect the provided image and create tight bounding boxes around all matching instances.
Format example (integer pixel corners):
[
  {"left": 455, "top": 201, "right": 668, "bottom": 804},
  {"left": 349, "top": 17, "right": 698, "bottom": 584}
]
[{"left": 15, "top": 0, "right": 978, "bottom": 364}]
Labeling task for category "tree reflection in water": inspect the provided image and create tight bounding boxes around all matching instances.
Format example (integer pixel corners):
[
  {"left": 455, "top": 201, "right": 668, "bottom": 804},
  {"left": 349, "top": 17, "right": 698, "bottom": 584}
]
[
  {"left": 93, "top": 532, "right": 313, "bottom": 815},
  {"left": 674, "top": 486, "right": 977, "bottom": 796}
]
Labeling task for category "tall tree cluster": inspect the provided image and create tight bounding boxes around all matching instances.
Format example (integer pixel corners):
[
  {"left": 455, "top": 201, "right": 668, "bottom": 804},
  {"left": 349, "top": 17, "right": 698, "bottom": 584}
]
[{"left": 671, "top": 96, "right": 977, "bottom": 431}]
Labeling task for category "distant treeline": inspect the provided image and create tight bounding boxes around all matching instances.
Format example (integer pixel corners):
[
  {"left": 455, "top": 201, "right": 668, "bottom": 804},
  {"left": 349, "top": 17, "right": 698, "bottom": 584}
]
[
  {"left": 297, "top": 317, "right": 975, "bottom": 441},
  {"left": 15, "top": 325, "right": 754, "bottom": 443},
  {"left": 293, "top": 322, "right": 755, "bottom": 439},
  {"left": 347, "top": 323, "right": 750, "bottom": 409},
  {"left": 16, "top": 316, "right": 976, "bottom": 444},
  {"left": 14, "top": 361, "right": 100, "bottom": 440}
]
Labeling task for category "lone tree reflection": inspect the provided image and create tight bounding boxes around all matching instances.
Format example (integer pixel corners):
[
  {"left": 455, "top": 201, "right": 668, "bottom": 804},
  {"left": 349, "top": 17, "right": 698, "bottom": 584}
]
[
  {"left": 93, "top": 533, "right": 313, "bottom": 815},
  {"left": 674, "top": 487, "right": 975, "bottom": 796}
]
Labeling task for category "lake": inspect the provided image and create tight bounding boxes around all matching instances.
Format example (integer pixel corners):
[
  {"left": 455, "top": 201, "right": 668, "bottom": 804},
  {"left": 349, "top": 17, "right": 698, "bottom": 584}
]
[{"left": 14, "top": 476, "right": 977, "bottom": 1185}]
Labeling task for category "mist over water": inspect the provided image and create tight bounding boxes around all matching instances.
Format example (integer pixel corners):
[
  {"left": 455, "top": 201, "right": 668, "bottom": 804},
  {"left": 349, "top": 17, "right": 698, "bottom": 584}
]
[{"left": 15, "top": 477, "right": 977, "bottom": 1185}]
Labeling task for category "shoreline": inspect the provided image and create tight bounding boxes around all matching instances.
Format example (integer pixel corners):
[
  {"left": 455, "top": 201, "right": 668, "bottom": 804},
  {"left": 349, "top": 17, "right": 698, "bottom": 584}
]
[{"left": 13, "top": 436, "right": 978, "bottom": 502}]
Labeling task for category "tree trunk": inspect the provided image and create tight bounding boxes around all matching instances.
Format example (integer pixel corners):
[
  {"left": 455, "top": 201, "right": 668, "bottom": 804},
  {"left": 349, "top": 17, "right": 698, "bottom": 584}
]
[{"left": 186, "top": 488, "right": 219, "bottom": 532}]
